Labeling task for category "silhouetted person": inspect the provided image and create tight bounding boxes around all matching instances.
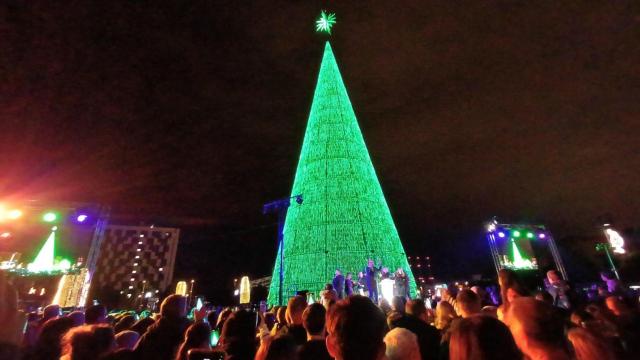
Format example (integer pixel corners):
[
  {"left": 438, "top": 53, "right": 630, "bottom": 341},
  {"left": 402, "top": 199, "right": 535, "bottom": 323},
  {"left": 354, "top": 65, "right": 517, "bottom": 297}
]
[
  {"left": 384, "top": 327, "right": 421, "bottom": 360},
  {"left": 504, "top": 297, "right": 571, "bottom": 360},
  {"left": 114, "top": 315, "right": 136, "bottom": 333},
  {"left": 391, "top": 299, "right": 441, "bottom": 360},
  {"left": 261, "top": 335, "right": 297, "bottom": 360},
  {"left": 567, "top": 327, "right": 616, "bottom": 360},
  {"left": 299, "top": 303, "right": 330, "bottom": 360},
  {"left": 449, "top": 315, "right": 522, "bottom": 360},
  {"left": 176, "top": 322, "right": 211, "bottom": 360},
  {"left": 544, "top": 270, "right": 571, "bottom": 309},
  {"left": 24, "top": 316, "right": 74, "bottom": 360},
  {"left": 115, "top": 330, "right": 139, "bottom": 350},
  {"left": 61, "top": 324, "right": 116, "bottom": 360},
  {"left": 365, "top": 259, "right": 381, "bottom": 303},
  {"left": 456, "top": 289, "right": 481, "bottom": 318},
  {"left": 85, "top": 304, "right": 108, "bottom": 325},
  {"left": 135, "top": 295, "right": 191, "bottom": 360},
  {"left": 130, "top": 316, "right": 155, "bottom": 336},
  {"left": 284, "top": 296, "right": 308, "bottom": 345},
  {"left": 218, "top": 310, "right": 258, "bottom": 360},
  {"left": 345, "top": 273, "right": 354, "bottom": 296},
  {"left": 326, "top": 295, "right": 387, "bottom": 360},
  {"left": 333, "top": 270, "right": 345, "bottom": 299},
  {"left": 393, "top": 268, "right": 409, "bottom": 299}
]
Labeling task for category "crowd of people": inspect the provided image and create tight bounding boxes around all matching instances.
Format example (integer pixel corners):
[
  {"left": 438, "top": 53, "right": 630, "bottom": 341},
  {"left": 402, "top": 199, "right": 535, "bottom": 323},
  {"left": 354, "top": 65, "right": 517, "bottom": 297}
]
[{"left": 1, "top": 268, "right": 639, "bottom": 360}]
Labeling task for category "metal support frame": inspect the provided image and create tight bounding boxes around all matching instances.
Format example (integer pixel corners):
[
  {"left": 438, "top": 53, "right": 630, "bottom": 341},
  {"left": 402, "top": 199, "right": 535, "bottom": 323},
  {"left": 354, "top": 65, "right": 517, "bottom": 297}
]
[
  {"left": 84, "top": 205, "right": 110, "bottom": 307},
  {"left": 546, "top": 233, "right": 568, "bottom": 280},
  {"left": 596, "top": 243, "right": 620, "bottom": 280},
  {"left": 263, "top": 195, "right": 303, "bottom": 306},
  {"left": 486, "top": 221, "right": 568, "bottom": 280},
  {"left": 487, "top": 233, "right": 502, "bottom": 275}
]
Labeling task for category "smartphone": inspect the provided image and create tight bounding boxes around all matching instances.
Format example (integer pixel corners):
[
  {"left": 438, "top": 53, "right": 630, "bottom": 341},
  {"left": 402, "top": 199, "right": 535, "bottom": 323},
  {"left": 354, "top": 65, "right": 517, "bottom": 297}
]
[
  {"left": 188, "top": 349, "right": 225, "bottom": 360},
  {"left": 259, "top": 300, "right": 267, "bottom": 314},
  {"left": 209, "top": 329, "right": 220, "bottom": 347},
  {"left": 195, "top": 297, "right": 204, "bottom": 311}
]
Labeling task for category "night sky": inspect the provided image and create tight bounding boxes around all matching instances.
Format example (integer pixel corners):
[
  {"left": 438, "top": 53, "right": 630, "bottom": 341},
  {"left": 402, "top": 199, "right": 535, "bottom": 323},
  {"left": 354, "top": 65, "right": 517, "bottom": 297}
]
[{"left": 2, "top": 1, "right": 640, "bottom": 301}]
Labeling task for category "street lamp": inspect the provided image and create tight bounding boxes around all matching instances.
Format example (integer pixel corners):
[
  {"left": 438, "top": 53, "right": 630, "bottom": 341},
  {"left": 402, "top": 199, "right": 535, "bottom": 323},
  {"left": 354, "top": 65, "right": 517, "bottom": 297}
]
[{"left": 596, "top": 226, "right": 625, "bottom": 280}]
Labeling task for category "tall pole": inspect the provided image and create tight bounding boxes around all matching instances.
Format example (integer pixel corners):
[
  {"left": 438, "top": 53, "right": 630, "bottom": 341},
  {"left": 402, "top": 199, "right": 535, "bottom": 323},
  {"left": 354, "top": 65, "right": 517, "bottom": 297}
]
[
  {"left": 596, "top": 243, "right": 620, "bottom": 280},
  {"left": 277, "top": 210, "right": 286, "bottom": 306},
  {"left": 189, "top": 279, "right": 195, "bottom": 307},
  {"left": 264, "top": 195, "right": 303, "bottom": 305}
]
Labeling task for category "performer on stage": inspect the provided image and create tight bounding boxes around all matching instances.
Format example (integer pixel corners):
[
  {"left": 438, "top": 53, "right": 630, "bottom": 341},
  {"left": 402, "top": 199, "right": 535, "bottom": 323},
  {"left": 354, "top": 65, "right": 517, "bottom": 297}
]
[
  {"left": 357, "top": 272, "right": 367, "bottom": 296},
  {"left": 394, "top": 267, "right": 409, "bottom": 299},
  {"left": 332, "top": 269, "right": 345, "bottom": 299},
  {"left": 379, "top": 267, "right": 395, "bottom": 303},
  {"left": 365, "top": 258, "right": 382, "bottom": 303},
  {"left": 345, "top": 272, "right": 354, "bottom": 297}
]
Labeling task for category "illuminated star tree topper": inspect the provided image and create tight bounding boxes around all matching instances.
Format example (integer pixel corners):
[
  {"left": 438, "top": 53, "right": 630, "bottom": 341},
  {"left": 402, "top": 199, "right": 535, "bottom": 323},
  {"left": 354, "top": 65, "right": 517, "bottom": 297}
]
[{"left": 316, "top": 10, "right": 336, "bottom": 34}]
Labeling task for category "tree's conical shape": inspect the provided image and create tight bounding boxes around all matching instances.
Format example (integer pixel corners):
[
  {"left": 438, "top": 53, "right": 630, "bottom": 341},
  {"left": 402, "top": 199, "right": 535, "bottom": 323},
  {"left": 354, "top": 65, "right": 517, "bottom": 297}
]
[
  {"left": 511, "top": 239, "right": 532, "bottom": 269},
  {"left": 268, "top": 42, "right": 416, "bottom": 305},
  {"left": 29, "top": 230, "right": 55, "bottom": 272}
]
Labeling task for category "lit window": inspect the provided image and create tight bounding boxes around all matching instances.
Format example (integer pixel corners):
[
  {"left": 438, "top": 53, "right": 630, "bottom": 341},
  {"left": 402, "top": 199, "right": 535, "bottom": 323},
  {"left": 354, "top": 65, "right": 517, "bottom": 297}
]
[{"left": 159, "top": 268, "right": 163, "bottom": 272}]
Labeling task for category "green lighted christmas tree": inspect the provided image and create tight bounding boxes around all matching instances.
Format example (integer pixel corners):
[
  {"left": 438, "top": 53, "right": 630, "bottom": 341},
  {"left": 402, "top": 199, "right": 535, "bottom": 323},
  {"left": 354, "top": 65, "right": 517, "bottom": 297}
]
[
  {"left": 28, "top": 230, "right": 56, "bottom": 272},
  {"left": 511, "top": 239, "right": 533, "bottom": 269},
  {"left": 267, "top": 38, "right": 416, "bottom": 305}
]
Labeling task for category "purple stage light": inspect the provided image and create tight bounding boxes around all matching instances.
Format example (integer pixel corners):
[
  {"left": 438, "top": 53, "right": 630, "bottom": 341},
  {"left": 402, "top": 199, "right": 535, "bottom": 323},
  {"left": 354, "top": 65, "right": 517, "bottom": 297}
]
[
  {"left": 76, "top": 214, "right": 88, "bottom": 223},
  {"left": 498, "top": 232, "right": 506, "bottom": 238},
  {"left": 538, "top": 233, "right": 546, "bottom": 239}
]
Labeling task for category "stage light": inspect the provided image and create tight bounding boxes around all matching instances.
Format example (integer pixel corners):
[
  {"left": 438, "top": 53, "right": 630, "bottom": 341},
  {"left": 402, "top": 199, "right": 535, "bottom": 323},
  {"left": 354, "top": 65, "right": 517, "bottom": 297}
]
[
  {"left": 526, "top": 232, "right": 534, "bottom": 239},
  {"left": 605, "top": 228, "right": 625, "bottom": 254},
  {"left": 498, "top": 232, "right": 506, "bottom": 238},
  {"left": 1, "top": 232, "right": 11, "bottom": 238},
  {"left": 76, "top": 214, "right": 88, "bottom": 223},
  {"left": 8, "top": 209, "right": 22, "bottom": 219},
  {"left": 43, "top": 212, "right": 57, "bottom": 222},
  {"left": 538, "top": 233, "right": 546, "bottom": 239},
  {"left": 512, "top": 230, "right": 521, "bottom": 238}
]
